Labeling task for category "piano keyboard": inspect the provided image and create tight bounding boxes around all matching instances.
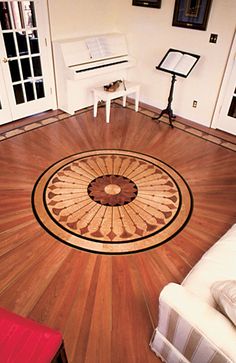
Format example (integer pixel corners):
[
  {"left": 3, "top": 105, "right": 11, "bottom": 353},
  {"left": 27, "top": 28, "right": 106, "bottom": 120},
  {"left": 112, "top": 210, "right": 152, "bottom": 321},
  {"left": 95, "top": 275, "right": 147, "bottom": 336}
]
[{"left": 75, "top": 60, "right": 128, "bottom": 73}]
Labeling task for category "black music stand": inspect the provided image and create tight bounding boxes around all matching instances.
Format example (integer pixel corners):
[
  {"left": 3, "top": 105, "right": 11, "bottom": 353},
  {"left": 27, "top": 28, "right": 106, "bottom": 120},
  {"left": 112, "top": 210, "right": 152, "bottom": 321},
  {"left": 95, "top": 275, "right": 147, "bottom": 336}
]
[{"left": 152, "top": 48, "right": 200, "bottom": 127}]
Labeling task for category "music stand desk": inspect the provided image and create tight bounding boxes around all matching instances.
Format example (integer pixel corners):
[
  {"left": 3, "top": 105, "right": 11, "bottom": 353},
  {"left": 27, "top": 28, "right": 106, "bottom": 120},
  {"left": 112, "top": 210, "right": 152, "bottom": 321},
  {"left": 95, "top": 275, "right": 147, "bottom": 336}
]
[{"left": 153, "top": 49, "right": 200, "bottom": 127}]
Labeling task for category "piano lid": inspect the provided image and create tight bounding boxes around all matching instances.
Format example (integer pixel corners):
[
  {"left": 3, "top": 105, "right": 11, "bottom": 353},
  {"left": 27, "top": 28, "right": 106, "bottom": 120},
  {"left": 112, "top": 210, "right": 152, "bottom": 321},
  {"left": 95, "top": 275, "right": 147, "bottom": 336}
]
[{"left": 53, "top": 33, "right": 129, "bottom": 68}]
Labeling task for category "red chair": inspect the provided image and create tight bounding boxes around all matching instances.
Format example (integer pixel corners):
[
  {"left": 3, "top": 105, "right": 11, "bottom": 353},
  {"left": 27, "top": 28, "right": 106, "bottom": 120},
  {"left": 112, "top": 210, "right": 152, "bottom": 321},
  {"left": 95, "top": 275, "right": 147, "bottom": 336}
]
[{"left": 0, "top": 307, "right": 68, "bottom": 363}]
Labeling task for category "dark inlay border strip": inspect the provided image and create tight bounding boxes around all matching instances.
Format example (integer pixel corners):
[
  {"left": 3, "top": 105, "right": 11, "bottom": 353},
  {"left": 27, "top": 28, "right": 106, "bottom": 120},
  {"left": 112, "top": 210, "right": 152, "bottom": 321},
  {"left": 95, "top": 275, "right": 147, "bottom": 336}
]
[{"left": 0, "top": 101, "right": 235, "bottom": 152}]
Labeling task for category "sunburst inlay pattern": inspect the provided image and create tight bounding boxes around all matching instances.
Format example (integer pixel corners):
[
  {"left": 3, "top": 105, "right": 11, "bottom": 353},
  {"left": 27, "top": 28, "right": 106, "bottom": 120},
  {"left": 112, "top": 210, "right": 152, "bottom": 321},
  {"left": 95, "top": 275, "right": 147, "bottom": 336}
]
[
  {"left": 88, "top": 175, "right": 138, "bottom": 206},
  {"left": 32, "top": 150, "right": 193, "bottom": 254}
]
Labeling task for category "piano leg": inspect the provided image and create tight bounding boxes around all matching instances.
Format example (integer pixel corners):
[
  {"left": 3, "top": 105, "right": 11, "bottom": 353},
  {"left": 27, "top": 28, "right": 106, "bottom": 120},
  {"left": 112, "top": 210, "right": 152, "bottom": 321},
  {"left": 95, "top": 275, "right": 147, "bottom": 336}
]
[{"left": 135, "top": 88, "right": 140, "bottom": 112}]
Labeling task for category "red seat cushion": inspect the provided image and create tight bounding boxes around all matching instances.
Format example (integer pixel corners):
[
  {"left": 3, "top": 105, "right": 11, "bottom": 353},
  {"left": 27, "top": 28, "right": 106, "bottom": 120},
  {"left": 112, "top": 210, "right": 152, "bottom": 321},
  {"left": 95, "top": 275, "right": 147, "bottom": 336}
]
[{"left": 0, "top": 307, "right": 62, "bottom": 363}]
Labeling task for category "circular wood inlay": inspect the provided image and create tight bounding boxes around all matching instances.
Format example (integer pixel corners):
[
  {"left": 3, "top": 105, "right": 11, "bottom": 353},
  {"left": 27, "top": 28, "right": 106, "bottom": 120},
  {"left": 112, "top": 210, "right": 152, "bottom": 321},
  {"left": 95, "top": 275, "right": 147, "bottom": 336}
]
[{"left": 32, "top": 150, "right": 193, "bottom": 254}]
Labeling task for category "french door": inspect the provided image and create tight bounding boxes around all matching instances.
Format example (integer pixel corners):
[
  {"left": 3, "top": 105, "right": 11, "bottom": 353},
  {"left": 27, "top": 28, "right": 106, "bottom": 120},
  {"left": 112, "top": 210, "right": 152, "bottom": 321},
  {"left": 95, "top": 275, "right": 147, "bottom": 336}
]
[
  {"left": 212, "top": 32, "right": 236, "bottom": 135},
  {"left": 216, "top": 67, "right": 236, "bottom": 135},
  {"left": 0, "top": 0, "right": 56, "bottom": 125},
  {"left": 0, "top": 61, "right": 12, "bottom": 121}
]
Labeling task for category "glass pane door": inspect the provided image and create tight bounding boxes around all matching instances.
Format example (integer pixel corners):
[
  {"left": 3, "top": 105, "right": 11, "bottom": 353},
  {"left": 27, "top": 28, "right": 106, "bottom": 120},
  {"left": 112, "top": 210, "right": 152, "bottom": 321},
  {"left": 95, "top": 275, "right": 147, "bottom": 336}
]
[{"left": 0, "top": 0, "right": 55, "bottom": 124}]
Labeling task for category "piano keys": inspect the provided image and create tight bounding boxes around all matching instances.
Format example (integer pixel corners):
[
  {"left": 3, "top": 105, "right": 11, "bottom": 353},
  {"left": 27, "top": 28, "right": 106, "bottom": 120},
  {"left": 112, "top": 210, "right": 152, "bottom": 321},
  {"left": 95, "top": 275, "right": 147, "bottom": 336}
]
[{"left": 53, "top": 33, "right": 136, "bottom": 114}]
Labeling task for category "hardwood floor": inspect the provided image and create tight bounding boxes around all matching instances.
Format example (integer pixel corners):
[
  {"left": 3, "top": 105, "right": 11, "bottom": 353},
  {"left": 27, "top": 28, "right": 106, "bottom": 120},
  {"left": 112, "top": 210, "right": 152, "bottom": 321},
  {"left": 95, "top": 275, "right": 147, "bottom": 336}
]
[{"left": 0, "top": 105, "right": 236, "bottom": 363}]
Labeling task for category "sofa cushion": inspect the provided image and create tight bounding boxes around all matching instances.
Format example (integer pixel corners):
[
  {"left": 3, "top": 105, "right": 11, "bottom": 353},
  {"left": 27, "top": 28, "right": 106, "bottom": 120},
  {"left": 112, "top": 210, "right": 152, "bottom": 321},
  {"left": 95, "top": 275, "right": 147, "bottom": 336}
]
[
  {"left": 182, "top": 224, "right": 236, "bottom": 306},
  {"left": 211, "top": 280, "right": 236, "bottom": 326}
]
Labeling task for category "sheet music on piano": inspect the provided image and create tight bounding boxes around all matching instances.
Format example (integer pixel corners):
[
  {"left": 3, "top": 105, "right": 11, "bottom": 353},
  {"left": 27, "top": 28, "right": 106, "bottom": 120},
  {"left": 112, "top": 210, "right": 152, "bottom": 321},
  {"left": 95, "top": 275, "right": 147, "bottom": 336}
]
[{"left": 85, "top": 36, "right": 111, "bottom": 59}]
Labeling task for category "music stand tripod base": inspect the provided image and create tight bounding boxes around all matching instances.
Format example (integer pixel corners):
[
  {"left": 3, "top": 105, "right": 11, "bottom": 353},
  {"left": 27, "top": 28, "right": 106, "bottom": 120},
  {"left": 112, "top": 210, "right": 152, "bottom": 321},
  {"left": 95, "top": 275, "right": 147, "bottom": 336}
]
[
  {"left": 152, "top": 73, "right": 177, "bottom": 128},
  {"left": 152, "top": 108, "right": 175, "bottom": 128}
]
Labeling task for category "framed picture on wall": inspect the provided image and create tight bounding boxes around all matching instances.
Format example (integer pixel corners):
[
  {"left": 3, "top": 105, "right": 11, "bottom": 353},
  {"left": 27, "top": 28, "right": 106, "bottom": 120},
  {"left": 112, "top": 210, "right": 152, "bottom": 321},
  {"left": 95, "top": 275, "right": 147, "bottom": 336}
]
[
  {"left": 172, "top": 0, "right": 212, "bottom": 30},
  {"left": 132, "top": 0, "right": 161, "bottom": 9}
]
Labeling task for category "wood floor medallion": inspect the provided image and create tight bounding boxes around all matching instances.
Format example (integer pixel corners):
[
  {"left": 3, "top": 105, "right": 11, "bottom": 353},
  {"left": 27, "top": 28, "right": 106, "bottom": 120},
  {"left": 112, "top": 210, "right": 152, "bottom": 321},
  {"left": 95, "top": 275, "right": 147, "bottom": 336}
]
[{"left": 32, "top": 149, "right": 193, "bottom": 254}]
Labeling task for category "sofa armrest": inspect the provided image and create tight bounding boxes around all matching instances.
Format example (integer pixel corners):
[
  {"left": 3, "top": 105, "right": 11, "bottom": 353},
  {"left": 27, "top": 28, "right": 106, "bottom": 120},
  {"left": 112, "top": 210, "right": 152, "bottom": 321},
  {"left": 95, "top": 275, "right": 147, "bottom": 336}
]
[{"left": 158, "top": 283, "right": 236, "bottom": 361}]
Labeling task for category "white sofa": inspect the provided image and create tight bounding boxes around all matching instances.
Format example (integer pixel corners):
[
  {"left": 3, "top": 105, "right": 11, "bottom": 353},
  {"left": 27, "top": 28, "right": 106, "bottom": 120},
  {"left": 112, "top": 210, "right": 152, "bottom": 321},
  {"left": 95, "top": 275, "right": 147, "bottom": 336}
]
[{"left": 150, "top": 224, "right": 236, "bottom": 363}]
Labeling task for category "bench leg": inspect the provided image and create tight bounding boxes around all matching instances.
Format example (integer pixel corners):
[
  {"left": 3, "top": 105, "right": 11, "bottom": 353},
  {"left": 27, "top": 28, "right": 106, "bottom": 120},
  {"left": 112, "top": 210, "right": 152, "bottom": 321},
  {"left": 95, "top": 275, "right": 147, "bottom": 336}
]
[
  {"left": 122, "top": 95, "right": 127, "bottom": 107},
  {"left": 106, "top": 100, "right": 111, "bottom": 123}
]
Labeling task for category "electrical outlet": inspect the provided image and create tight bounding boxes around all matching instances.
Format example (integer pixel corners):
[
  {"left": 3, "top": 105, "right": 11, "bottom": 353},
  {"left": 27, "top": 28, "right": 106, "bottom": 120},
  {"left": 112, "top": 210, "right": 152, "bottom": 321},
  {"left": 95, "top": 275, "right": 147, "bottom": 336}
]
[
  {"left": 192, "top": 100, "right": 197, "bottom": 108},
  {"left": 209, "top": 33, "right": 218, "bottom": 43}
]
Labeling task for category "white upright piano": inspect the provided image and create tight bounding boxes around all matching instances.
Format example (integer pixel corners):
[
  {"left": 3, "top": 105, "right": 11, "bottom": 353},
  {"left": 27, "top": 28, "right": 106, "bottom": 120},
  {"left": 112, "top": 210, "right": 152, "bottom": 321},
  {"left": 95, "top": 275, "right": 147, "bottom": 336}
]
[{"left": 53, "top": 33, "right": 136, "bottom": 114}]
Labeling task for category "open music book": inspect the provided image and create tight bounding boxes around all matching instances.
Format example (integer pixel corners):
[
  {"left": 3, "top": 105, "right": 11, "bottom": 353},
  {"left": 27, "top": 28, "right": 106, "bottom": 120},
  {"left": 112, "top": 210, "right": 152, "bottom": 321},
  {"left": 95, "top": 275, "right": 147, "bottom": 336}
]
[
  {"left": 85, "top": 36, "right": 111, "bottom": 59},
  {"left": 157, "top": 49, "right": 200, "bottom": 77}
]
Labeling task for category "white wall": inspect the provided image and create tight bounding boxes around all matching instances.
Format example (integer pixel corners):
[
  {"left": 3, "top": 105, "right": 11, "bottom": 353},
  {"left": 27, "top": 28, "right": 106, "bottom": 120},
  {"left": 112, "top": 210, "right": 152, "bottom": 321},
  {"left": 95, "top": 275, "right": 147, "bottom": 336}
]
[
  {"left": 48, "top": 0, "right": 236, "bottom": 127},
  {"left": 47, "top": 0, "right": 116, "bottom": 40}
]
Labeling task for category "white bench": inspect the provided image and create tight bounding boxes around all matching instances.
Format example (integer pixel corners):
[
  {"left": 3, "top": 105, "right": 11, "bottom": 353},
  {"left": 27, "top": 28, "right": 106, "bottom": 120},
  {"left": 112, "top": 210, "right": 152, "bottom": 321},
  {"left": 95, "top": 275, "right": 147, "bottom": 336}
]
[{"left": 92, "top": 81, "right": 140, "bottom": 123}]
